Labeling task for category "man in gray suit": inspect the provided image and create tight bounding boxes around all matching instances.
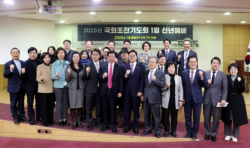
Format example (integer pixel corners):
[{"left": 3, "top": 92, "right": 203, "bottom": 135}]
[
  {"left": 141, "top": 56, "right": 165, "bottom": 138},
  {"left": 203, "top": 57, "right": 228, "bottom": 142}
]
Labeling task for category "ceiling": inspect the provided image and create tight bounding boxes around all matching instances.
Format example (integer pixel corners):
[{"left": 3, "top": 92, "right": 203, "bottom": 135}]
[{"left": 1, "top": 0, "right": 250, "bottom": 24}]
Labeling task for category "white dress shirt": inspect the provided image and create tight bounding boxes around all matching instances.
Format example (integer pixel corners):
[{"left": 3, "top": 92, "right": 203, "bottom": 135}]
[
  {"left": 158, "top": 65, "right": 165, "bottom": 72},
  {"left": 211, "top": 70, "right": 218, "bottom": 78},
  {"left": 11, "top": 60, "right": 21, "bottom": 75}
]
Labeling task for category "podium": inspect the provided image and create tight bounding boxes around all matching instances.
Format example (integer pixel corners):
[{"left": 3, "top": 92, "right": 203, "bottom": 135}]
[{"left": 235, "top": 60, "right": 250, "bottom": 93}]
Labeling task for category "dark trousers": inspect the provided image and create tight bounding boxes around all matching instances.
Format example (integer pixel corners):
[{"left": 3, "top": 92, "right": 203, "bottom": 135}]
[
  {"left": 26, "top": 90, "right": 41, "bottom": 119},
  {"left": 102, "top": 87, "right": 117, "bottom": 128},
  {"left": 9, "top": 86, "right": 25, "bottom": 119},
  {"left": 40, "top": 93, "right": 54, "bottom": 125},
  {"left": 117, "top": 95, "right": 124, "bottom": 120},
  {"left": 144, "top": 99, "right": 161, "bottom": 134},
  {"left": 162, "top": 97, "right": 178, "bottom": 132},
  {"left": 124, "top": 93, "right": 140, "bottom": 128},
  {"left": 86, "top": 87, "right": 102, "bottom": 125},
  {"left": 184, "top": 97, "right": 202, "bottom": 135}
]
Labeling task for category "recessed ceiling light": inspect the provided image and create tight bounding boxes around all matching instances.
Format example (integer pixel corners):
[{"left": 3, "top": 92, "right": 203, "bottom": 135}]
[
  {"left": 93, "top": 0, "right": 101, "bottom": 1},
  {"left": 60, "top": 20, "right": 65, "bottom": 23},
  {"left": 206, "top": 20, "right": 212, "bottom": 23},
  {"left": 4, "top": 0, "right": 14, "bottom": 4},
  {"left": 134, "top": 20, "right": 139, "bottom": 22},
  {"left": 90, "top": 12, "right": 96, "bottom": 14},
  {"left": 241, "top": 21, "right": 246, "bottom": 24},
  {"left": 182, "top": 0, "right": 194, "bottom": 3},
  {"left": 135, "top": 11, "right": 142, "bottom": 14},
  {"left": 224, "top": 12, "right": 231, "bottom": 15},
  {"left": 170, "top": 20, "right": 176, "bottom": 22}
]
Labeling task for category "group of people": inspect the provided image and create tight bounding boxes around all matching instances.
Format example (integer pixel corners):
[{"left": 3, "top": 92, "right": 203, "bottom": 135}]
[{"left": 3, "top": 38, "right": 248, "bottom": 142}]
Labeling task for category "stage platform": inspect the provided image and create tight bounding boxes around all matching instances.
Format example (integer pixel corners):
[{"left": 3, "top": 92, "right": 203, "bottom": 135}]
[{"left": 0, "top": 89, "right": 249, "bottom": 142}]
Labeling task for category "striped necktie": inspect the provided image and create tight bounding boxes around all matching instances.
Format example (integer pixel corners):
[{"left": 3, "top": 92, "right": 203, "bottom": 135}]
[
  {"left": 190, "top": 70, "right": 194, "bottom": 84},
  {"left": 184, "top": 51, "right": 188, "bottom": 70}
]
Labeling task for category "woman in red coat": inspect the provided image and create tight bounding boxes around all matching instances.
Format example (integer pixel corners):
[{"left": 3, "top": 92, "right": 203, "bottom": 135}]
[{"left": 221, "top": 63, "right": 248, "bottom": 142}]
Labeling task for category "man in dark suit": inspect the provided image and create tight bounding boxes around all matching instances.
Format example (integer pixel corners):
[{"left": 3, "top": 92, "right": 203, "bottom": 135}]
[
  {"left": 23, "top": 47, "right": 43, "bottom": 125},
  {"left": 85, "top": 40, "right": 93, "bottom": 61},
  {"left": 181, "top": 55, "right": 207, "bottom": 140},
  {"left": 116, "top": 47, "right": 129, "bottom": 127},
  {"left": 157, "top": 38, "right": 177, "bottom": 66},
  {"left": 123, "top": 50, "right": 145, "bottom": 134},
  {"left": 84, "top": 49, "right": 102, "bottom": 130},
  {"left": 99, "top": 47, "right": 110, "bottom": 65},
  {"left": 107, "top": 41, "right": 120, "bottom": 59},
  {"left": 3, "top": 48, "right": 28, "bottom": 124},
  {"left": 203, "top": 57, "right": 228, "bottom": 142},
  {"left": 63, "top": 39, "right": 75, "bottom": 62},
  {"left": 177, "top": 40, "right": 197, "bottom": 75},
  {"left": 141, "top": 56, "right": 165, "bottom": 138},
  {"left": 99, "top": 51, "right": 123, "bottom": 133},
  {"left": 158, "top": 55, "right": 168, "bottom": 74}
]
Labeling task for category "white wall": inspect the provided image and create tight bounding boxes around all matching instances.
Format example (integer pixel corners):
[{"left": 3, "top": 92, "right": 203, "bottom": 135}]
[
  {"left": 0, "top": 17, "right": 55, "bottom": 64},
  {"left": 55, "top": 24, "right": 223, "bottom": 71}
]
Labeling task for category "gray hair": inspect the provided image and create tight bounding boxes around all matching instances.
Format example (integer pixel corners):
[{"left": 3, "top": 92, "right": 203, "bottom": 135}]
[
  {"left": 148, "top": 56, "right": 158, "bottom": 63},
  {"left": 10, "top": 48, "right": 20, "bottom": 54}
]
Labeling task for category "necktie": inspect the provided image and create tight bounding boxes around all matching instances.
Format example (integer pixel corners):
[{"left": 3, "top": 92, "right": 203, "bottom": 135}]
[
  {"left": 190, "top": 70, "right": 194, "bottom": 84},
  {"left": 184, "top": 51, "right": 188, "bottom": 70},
  {"left": 148, "top": 70, "right": 153, "bottom": 84},
  {"left": 161, "top": 66, "right": 163, "bottom": 72},
  {"left": 108, "top": 64, "right": 113, "bottom": 89},
  {"left": 165, "top": 50, "right": 169, "bottom": 61},
  {"left": 211, "top": 71, "right": 216, "bottom": 85},
  {"left": 131, "top": 64, "right": 134, "bottom": 74},
  {"left": 95, "top": 63, "right": 99, "bottom": 73}
]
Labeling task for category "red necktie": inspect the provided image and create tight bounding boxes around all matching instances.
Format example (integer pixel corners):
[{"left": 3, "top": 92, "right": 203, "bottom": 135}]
[{"left": 108, "top": 64, "right": 113, "bottom": 89}]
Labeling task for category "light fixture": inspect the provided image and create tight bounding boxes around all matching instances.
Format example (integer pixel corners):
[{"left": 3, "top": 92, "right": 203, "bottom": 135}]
[
  {"left": 224, "top": 12, "right": 231, "bottom": 15},
  {"left": 60, "top": 20, "right": 65, "bottom": 23},
  {"left": 206, "top": 20, "right": 212, "bottom": 23},
  {"left": 4, "top": 0, "right": 14, "bottom": 4},
  {"left": 170, "top": 20, "right": 176, "bottom": 22},
  {"left": 93, "top": 0, "right": 101, "bottom": 1},
  {"left": 241, "top": 21, "right": 246, "bottom": 24},
  {"left": 90, "top": 12, "right": 96, "bottom": 14},
  {"left": 134, "top": 20, "right": 139, "bottom": 22},
  {"left": 135, "top": 11, "right": 142, "bottom": 14},
  {"left": 182, "top": 0, "right": 194, "bottom": 3}
]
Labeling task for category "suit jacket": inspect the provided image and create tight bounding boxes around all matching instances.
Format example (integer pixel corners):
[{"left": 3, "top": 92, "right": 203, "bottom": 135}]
[
  {"left": 143, "top": 69, "right": 165, "bottom": 104},
  {"left": 3, "top": 59, "right": 25, "bottom": 93},
  {"left": 157, "top": 49, "right": 177, "bottom": 65},
  {"left": 123, "top": 62, "right": 145, "bottom": 98},
  {"left": 161, "top": 74, "right": 183, "bottom": 109},
  {"left": 138, "top": 52, "right": 154, "bottom": 71},
  {"left": 181, "top": 69, "right": 207, "bottom": 104},
  {"left": 118, "top": 60, "right": 128, "bottom": 67},
  {"left": 23, "top": 58, "right": 43, "bottom": 91},
  {"left": 158, "top": 65, "right": 168, "bottom": 74},
  {"left": 177, "top": 50, "right": 197, "bottom": 75},
  {"left": 66, "top": 49, "right": 75, "bottom": 62},
  {"left": 204, "top": 70, "right": 228, "bottom": 107},
  {"left": 99, "top": 63, "right": 124, "bottom": 98},
  {"left": 99, "top": 58, "right": 108, "bottom": 65},
  {"left": 65, "top": 65, "right": 85, "bottom": 89},
  {"left": 84, "top": 61, "right": 101, "bottom": 93}
]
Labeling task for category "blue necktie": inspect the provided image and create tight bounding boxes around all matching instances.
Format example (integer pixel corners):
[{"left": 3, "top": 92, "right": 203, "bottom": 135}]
[
  {"left": 148, "top": 71, "right": 153, "bottom": 84},
  {"left": 184, "top": 51, "right": 188, "bottom": 70}
]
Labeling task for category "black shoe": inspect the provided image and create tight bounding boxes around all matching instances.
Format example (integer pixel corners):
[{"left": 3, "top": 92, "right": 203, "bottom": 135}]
[
  {"left": 133, "top": 128, "right": 139, "bottom": 134},
  {"left": 185, "top": 133, "right": 192, "bottom": 138},
  {"left": 63, "top": 120, "right": 70, "bottom": 126},
  {"left": 142, "top": 130, "right": 152, "bottom": 135},
  {"left": 29, "top": 118, "right": 35, "bottom": 125},
  {"left": 163, "top": 132, "right": 169, "bottom": 137},
  {"left": 19, "top": 116, "right": 29, "bottom": 122},
  {"left": 123, "top": 127, "right": 130, "bottom": 133},
  {"left": 211, "top": 136, "right": 217, "bottom": 142},
  {"left": 95, "top": 123, "right": 102, "bottom": 128},
  {"left": 204, "top": 135, "right": 210, "bottom": 140},
  {"left": 112, "top": 127, "right": 117, "bottom": 133},
  {"left": 59, "top": 121, "right": 64, "bottom": 127},
  {"left": 87, "top": 124, "right": 93, "bottom": 130},
  {"left": 36, "top": 117, "right": 42, "bottom": 122},
  {"left": 192, "top": 135, "right": 198, "bottom": 140},
  {"left": 155, "top": 133, "right": 161, "bottom": 138},
  {"left": 100, "top": 126, "right": 109, "bottom": 132},
  {"left": 170, "top": 131, "right": 178, "bottom": 138},
  {"left": 14, "top": 118, "right": 20, "bottom": 124}
]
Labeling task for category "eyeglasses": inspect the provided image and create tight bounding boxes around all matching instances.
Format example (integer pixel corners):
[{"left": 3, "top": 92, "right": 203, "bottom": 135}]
[
  {"left": 129, "top": 55, "right": 136, "bottom": 58},
  {"left": 189, "top": 61, "right": 197, "bottom": 64}
]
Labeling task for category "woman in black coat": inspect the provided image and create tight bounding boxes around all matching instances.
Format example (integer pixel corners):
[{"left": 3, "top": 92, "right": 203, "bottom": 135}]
[{"left": 221, "top": 63, "right": 248, "bottom": 142}]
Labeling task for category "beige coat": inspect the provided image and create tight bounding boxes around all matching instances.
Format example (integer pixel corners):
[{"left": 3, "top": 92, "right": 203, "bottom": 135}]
[
  {"left": 161, "top": 74, "right": 183, "bottom": 109},
  {"left": 36, "top": 64, "right": 54, "bottom": 93}
]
